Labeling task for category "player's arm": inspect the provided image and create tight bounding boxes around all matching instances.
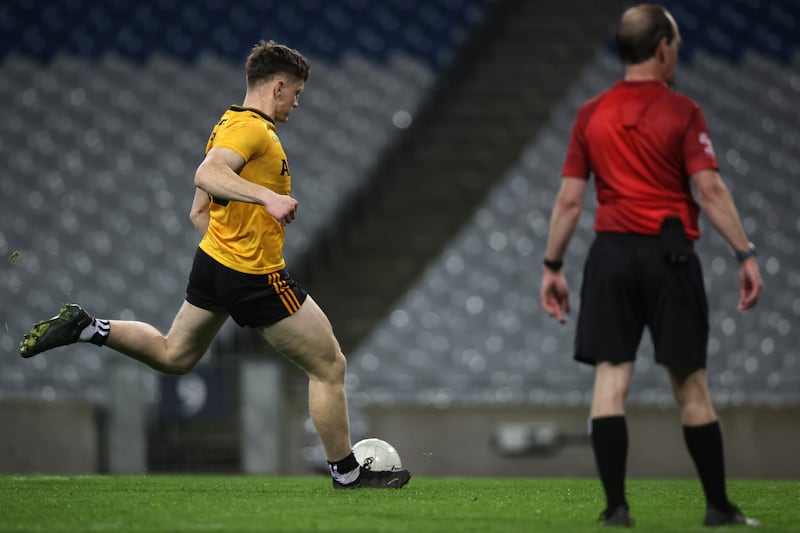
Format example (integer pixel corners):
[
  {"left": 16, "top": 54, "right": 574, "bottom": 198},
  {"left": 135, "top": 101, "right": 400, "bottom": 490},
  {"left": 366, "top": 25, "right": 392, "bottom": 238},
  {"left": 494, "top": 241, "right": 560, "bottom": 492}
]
[
  {"left": 540, "top": 177, "right": 587, "bottom": 323},
  {"left": 189, "top": 188, "right": 211, "bottom": 236},
  {"left": 194, "top": 147, "right": 297, "bottom": 225},
  {"left": 691, "top": 168, "right": 762, "bottom": 310}
]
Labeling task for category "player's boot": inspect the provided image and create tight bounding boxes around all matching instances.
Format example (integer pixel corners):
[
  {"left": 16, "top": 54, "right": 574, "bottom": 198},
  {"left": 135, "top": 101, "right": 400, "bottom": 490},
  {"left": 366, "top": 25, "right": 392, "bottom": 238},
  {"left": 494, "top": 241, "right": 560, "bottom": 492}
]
[
  {"left": 600, "top": 505, "right": 634, "bottom": 527},
  {"left": 703, "top": 503, "right": 760, "bottom": 527},
  {"left": 19, "top": 304, "right": 92, "bottom": 358},
  {"left": 332, "top": 467, "right": 411, "bottom": 489}
]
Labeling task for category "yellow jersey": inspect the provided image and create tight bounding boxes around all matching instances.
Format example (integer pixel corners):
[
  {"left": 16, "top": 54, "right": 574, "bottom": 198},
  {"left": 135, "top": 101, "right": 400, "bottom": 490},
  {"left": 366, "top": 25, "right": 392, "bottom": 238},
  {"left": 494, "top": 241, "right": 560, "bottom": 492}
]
[{"left": 198, "top": 105, "right": 291, "bottom": 275}]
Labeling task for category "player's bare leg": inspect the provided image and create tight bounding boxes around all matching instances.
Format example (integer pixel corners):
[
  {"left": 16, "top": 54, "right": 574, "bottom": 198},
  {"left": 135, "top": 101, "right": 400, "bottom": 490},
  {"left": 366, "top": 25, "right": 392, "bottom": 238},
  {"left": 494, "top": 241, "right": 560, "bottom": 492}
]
[
  {"left": 20, "top": 301, "right": 228, "bottom": 375},
  {"left": 257, "top": 296, "right": 352, "bottom": 461},
  {"left": 105, "top": 301, "right": 229, "bottom": 374},
  {"left": 258, "top": 296, "right": 410, "bottom": 489}
]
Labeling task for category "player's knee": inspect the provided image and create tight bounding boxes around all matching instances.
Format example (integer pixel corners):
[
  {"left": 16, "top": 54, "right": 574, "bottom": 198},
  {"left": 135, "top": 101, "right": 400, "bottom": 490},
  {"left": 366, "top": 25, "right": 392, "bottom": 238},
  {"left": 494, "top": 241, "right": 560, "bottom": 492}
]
[
  {"left": 330, "top": 350, "right": 348, "bottom": 380},
  {"left": 316, "top": 349, "right": 347, "bottom": 384},
  {"left": 162, "top": 351, "right": 201, "bottom": 375}
]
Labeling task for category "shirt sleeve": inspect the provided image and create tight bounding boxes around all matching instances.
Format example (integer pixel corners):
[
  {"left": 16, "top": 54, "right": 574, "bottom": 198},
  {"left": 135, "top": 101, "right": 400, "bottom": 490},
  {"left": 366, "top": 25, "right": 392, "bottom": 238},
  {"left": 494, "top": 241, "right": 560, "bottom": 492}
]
[
  {"left": 683, "top": 105, "right": 719, "bottom": 176},
  {"left": 212, "top": 120, "right": 269, "bottom": 163},
  {"left": 561, "top": 109, "right": 591, "bottom": 179}
]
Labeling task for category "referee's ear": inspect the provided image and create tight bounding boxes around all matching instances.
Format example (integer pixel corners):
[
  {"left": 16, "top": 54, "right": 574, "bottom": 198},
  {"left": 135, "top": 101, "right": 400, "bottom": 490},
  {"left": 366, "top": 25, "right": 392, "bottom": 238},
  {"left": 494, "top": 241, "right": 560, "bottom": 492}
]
[{"left": 655, "top": 37, "right": 669, "bottom": 64}]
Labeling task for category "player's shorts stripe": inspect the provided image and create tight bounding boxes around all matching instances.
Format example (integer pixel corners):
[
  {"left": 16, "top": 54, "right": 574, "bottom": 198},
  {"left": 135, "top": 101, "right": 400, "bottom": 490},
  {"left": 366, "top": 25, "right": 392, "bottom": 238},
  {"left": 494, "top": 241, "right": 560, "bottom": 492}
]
[
  {"left": 285, "top": 284, "right": 301, "bottom": 310},
  {"left": 269, "top": 272, "right": 300, "bottom": 314},
  {"left": 275, "top": 287, "right": 293, "bottom": 312}
]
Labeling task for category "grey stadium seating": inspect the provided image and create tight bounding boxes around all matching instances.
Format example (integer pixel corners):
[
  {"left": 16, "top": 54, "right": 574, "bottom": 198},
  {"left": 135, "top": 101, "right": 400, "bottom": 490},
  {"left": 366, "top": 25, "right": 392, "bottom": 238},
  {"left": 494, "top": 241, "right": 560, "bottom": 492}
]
[
  {"left": 348, "top": 43, "right": 800, "bottom": 407},
  {"left": 0, "top": 0, "right": 490, "bottom": 404}
]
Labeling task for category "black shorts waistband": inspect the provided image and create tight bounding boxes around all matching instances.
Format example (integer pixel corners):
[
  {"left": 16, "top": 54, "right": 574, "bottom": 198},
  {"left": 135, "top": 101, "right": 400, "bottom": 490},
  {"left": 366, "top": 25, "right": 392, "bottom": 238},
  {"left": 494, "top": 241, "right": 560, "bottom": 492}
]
[{"left": 595, "top": 231, "right": 694, "bottom": 249}]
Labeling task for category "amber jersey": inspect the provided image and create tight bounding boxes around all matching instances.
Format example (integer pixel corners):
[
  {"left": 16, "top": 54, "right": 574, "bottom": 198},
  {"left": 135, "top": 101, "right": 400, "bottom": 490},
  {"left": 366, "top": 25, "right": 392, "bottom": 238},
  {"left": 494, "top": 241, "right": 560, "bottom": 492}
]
[
  {"left": 199, "top": 105, "right": 292, "bottom": 274},
  {"left": 562, "top": 80, "right": 719, "bottom": 240}
]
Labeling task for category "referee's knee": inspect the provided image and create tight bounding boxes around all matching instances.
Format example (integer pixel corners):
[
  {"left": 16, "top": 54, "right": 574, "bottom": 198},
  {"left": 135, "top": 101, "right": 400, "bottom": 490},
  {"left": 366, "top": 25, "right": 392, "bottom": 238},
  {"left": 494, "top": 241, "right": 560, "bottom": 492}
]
[{"left": 678, "top": 399, "right": 717, "bottom": 425}]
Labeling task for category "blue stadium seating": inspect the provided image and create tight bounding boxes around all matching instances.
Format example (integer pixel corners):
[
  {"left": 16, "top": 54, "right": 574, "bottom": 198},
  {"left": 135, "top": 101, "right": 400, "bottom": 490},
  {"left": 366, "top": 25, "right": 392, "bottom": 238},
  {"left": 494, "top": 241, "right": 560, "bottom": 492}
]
[
  {"left": 1, "top": 0, "right": 488, "bottom": 67},
  {"left": 661, "top": 0, "right": 798, "bottom": 64}
]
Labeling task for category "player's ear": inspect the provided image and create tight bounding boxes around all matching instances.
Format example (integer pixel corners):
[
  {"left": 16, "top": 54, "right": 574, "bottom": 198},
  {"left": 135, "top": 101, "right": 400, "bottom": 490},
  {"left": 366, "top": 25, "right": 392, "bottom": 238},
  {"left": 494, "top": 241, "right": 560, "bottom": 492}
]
[{"left": 273, "top": 79, "right": 284, "bottom": 99}]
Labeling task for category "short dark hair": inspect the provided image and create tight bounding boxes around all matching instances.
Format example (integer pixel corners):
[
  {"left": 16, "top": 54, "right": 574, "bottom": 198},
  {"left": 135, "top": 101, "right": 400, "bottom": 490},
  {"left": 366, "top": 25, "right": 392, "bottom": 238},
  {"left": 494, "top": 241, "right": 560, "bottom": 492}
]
[
  {"left": 615, "top": 3, "right": 676, "bottom": 65},
  {"left": 245, "top": 40, "right": 310, "bottom": 87}
]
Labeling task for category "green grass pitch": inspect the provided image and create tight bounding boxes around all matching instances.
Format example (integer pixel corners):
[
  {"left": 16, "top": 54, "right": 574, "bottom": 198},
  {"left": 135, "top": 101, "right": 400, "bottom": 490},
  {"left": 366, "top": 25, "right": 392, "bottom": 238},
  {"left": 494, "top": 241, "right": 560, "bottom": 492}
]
[{"left": 1, "top": 476, "right": 798, "bottom": 532}]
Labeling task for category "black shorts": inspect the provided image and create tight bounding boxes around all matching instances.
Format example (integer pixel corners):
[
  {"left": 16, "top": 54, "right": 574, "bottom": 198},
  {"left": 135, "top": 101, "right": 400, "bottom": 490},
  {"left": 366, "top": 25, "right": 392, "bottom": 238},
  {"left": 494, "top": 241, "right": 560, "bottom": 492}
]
[
  {"left": 186, "top": 248, "right": 308, "bottom": 328},
  {"left": 575, "top": 232, "right": 709, "bottom": 368}
]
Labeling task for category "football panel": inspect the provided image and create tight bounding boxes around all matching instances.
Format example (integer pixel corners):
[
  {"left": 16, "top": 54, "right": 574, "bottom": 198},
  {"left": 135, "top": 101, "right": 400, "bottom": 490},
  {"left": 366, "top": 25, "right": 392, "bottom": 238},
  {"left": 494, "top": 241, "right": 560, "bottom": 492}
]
[{"left": 353, "top": 438, "right": 403, "bottom": 471}]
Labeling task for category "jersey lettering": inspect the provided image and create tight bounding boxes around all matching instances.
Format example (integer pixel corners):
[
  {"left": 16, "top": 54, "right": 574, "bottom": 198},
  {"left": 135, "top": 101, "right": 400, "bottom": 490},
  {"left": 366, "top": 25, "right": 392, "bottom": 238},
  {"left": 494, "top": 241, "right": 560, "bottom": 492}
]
[
  {"left": 208, "top": 119, "right": 227, "bottom": 144},
  {"left": 280, "top": 159, "right": 290, "bottom": 176}
]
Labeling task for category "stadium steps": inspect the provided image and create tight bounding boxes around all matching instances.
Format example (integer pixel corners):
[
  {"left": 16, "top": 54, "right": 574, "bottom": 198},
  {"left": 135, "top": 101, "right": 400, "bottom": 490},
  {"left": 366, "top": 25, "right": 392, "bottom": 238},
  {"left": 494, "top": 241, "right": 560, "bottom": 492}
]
[{"left": 292, "top": 0, "right": 628, "bottom": 354}]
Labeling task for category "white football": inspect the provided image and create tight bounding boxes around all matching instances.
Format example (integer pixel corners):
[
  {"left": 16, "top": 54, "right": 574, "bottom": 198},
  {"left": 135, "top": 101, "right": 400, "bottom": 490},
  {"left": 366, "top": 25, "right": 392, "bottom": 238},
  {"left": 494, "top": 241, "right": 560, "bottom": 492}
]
[{"left": 352, "top": 438, "right": 403, "bottom": 472}]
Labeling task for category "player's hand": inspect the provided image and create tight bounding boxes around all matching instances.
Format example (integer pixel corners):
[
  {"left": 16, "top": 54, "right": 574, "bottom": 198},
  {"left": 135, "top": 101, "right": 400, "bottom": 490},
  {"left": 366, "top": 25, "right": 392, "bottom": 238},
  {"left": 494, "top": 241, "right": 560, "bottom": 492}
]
[
  {"left": 540, "top": 269, "right": 570, "bottom": 323},
  {"left": 265, "top": 191, "right": 298, "bottom": 226},
  {"left": 737, "top": 257, "right": 762, "bottom": 311}
]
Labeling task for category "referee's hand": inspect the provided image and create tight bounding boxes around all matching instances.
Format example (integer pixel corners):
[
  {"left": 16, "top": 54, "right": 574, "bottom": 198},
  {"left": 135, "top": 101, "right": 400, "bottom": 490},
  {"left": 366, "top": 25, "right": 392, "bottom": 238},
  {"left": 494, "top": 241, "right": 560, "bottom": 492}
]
[
  {"left": 540, "top": 270, "right": 570, "bottom": 324},
  {"left": 737, "top": 258, "right": 762, "bottom": 311}
]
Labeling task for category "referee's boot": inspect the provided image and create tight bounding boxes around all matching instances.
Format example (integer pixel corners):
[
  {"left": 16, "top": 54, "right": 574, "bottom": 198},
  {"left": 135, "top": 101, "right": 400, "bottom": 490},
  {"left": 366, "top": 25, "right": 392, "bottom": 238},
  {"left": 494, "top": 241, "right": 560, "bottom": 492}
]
[
  {"left": 19, "top": 304, "right": 92, "bottom": 358},
  {"left": 332, "top": 466, "right": 411, "bottom": 489},
  {"left": 600, "top": 505, "right": 634, "bottom": 527},
  {"left": 703, "top": 503, "right": 760, "bottom": 527}
]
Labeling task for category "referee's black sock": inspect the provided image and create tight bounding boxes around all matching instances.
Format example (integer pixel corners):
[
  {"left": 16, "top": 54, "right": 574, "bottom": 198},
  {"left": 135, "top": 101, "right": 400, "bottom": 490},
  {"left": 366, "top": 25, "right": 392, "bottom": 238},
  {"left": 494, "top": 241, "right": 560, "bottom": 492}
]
[
  {"left": 590, "top": 415, "right": 628, "bottom": 511},
  {"left": 683, "top": 421, "right": 731, "bottom": 511}
]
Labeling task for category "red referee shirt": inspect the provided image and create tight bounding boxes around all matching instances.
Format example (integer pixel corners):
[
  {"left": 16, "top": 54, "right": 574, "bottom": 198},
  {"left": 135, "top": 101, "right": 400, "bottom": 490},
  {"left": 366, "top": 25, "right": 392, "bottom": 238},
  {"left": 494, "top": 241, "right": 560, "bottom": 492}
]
[{"left": 562, "top": 80, "right": 718, "bottom": 240}]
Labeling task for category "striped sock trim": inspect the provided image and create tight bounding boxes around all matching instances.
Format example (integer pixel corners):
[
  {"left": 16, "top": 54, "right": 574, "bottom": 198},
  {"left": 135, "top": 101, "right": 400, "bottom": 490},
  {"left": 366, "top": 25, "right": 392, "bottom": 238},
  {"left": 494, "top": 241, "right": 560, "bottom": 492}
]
[{"left": 80, "top": 318, "right": 110, "bottom": 346}]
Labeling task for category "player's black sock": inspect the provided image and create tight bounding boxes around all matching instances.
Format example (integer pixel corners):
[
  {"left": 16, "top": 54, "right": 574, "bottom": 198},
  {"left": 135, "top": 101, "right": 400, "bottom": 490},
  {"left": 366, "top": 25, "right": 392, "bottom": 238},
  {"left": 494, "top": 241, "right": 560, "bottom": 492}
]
[
  {"left": 590, "top": 416, "right": 628, "bottom": 511},
  {"left": 683, "top": 421, "right": 731, "bottom": 511},
  {"left": 79, "top": 318, "right": 110, "bottom": 347},
  {"left": 328, "top": 452, "right": 360, "bottom": 485}
]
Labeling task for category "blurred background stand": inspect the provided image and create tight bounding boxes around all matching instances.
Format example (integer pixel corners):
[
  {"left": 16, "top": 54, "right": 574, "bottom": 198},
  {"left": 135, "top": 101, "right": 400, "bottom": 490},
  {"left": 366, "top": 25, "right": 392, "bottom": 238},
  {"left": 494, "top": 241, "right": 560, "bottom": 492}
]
[
  {"left": 105, "top": 359, "right": 147, "bottom": 473},
  {"left": 240, "top": 356, "right": 286, "bottom": 475}
]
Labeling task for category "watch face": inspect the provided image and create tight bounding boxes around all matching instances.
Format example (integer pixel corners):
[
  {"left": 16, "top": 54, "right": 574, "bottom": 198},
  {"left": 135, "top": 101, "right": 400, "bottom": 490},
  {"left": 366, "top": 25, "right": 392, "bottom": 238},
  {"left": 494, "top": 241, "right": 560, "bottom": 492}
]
[{"left": 736, "top": 244, "right": 756, "bottom": 262}]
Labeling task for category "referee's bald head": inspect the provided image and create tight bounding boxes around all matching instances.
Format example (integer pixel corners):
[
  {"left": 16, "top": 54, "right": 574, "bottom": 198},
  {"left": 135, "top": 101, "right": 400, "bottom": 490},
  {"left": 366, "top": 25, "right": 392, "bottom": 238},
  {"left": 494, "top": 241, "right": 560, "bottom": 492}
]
[{"left": 616, "top": 3, "right": 678, "bottom": 65}]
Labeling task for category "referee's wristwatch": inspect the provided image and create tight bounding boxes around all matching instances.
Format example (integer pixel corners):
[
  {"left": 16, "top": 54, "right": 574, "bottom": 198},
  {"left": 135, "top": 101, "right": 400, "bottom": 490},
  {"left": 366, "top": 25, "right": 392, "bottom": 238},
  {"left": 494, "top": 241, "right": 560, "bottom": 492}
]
[
  {"left": 543, "top": 258, "right": 563, "bottom": 272},
  {"left": 735, "top": 242, "right": 757, "bottom": 262}
]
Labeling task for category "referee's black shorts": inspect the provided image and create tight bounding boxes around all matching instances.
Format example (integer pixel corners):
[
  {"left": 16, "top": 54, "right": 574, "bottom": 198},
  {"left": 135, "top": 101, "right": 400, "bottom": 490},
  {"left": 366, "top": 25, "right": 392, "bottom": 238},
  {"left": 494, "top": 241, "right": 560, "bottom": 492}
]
[
  {"left": 575, "top": 232, "right": 709, "bottom": 369},
  {"left": 186, "top": 248, "right": 308, "bottom": 328}
]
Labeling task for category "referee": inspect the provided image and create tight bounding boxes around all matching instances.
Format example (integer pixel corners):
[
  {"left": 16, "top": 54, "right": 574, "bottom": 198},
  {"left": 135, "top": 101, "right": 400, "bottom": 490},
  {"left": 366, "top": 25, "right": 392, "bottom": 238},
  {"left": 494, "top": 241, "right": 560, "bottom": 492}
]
[{"left": 540, "top": 3, "right": 762, "bottom": 527}]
